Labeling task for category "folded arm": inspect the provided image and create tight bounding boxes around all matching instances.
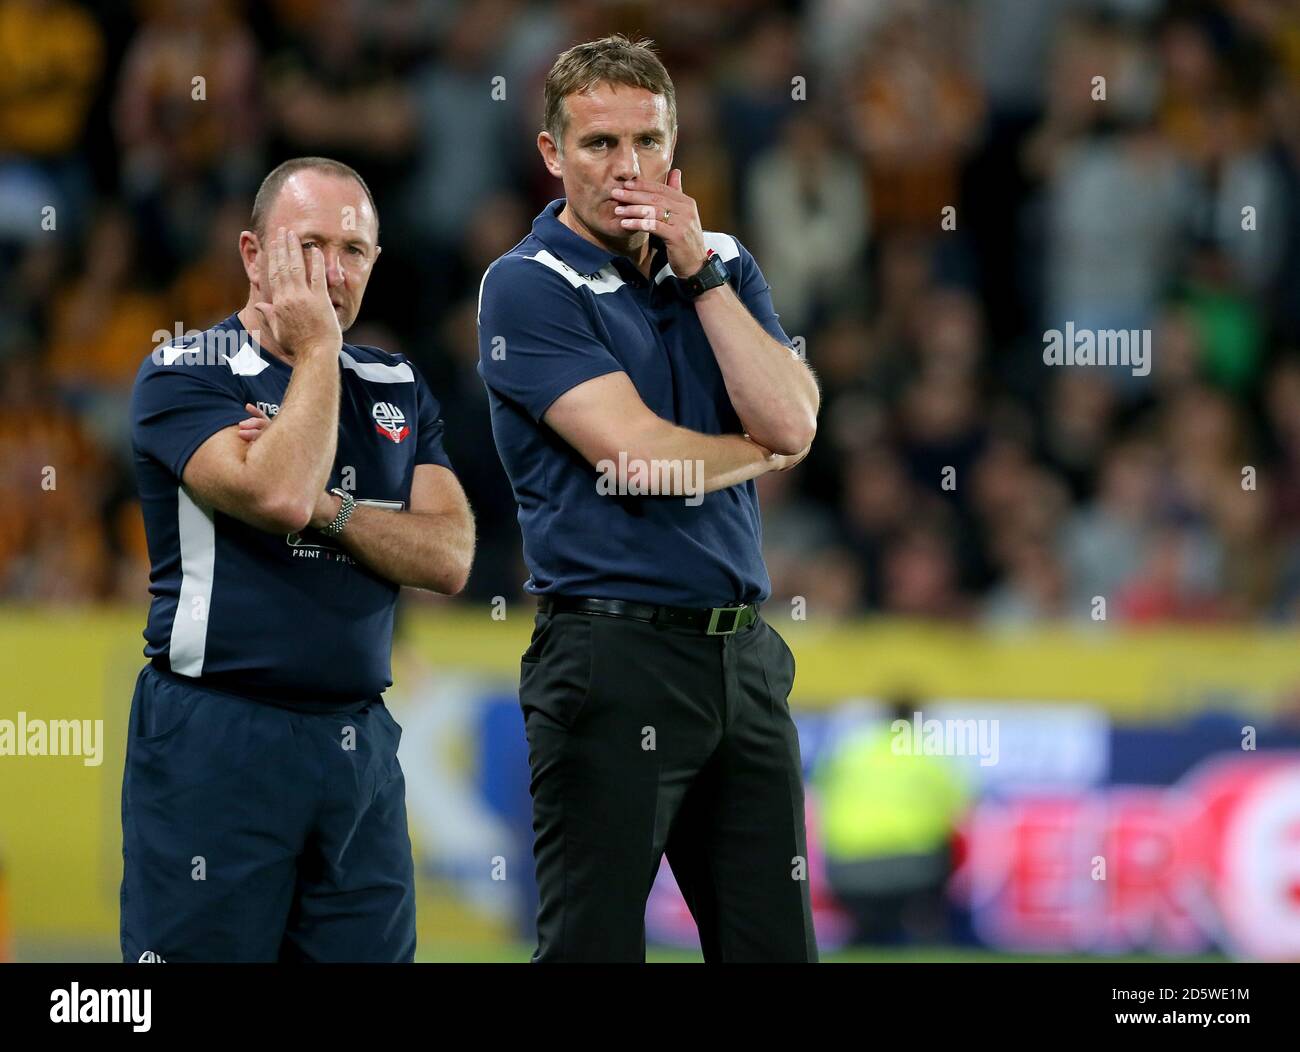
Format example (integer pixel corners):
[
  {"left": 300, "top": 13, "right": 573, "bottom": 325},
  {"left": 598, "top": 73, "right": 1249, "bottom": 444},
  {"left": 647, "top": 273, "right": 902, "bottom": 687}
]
[
  {"left": 307, "top": 464, "right": 476, "bottom": 595},
  {"left": 543, "top": 372, "right": 807, "bottom": 495}
]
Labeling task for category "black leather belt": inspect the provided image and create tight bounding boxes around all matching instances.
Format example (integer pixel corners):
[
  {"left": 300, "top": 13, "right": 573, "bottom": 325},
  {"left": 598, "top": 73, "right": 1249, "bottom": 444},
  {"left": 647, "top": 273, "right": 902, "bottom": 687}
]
[{"left": 538, "top": 595, "right": 760, "bottom": 635}]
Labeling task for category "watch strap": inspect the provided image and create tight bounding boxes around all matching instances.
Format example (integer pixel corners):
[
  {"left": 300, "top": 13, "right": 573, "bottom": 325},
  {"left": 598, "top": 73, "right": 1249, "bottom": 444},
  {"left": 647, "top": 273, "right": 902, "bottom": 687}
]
[
  {"left": 683, "top": 249, "right": 729, "bottom": 298},
  {"left": 322, "top": 488, "right": 356, "bottom": 536}
]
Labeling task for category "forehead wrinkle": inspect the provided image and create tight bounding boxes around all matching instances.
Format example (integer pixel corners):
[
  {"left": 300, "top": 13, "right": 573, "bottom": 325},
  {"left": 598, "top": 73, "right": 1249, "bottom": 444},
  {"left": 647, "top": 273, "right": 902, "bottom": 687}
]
[
  {"left": 567, "top": 88, "right": 669, "bottom": 125},
  {"left": 268, "top": 176, "right": 376, "bottom": 237},
  {"left": 580, "top": 124, "right": 667, "bottom": 138}
]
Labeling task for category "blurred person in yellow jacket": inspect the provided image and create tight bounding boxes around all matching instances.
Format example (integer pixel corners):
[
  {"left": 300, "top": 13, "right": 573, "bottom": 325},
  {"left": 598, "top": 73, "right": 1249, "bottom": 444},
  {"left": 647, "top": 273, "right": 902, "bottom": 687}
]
[
  {"left": 0, "top": 0, "right": 104, "bottom": 240},
  {"left": 0, "top": 0, "right": 103, "bottom": 157},
  {"left": 814, "top": 697, "right": 970, "bottom": 945}
]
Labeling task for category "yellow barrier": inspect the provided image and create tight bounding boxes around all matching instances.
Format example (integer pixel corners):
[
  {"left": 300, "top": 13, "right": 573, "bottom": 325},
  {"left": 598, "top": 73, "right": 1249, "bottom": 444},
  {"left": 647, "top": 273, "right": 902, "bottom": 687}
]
[
  {"left": 3, "top": 606, "right": 1298, "bottom": 714},
  {"left": 0, "top": 859, "right": 12, "bottom": 962},
  {"left": 400, "top": 610, "right": 1300, "bottom": 715}
]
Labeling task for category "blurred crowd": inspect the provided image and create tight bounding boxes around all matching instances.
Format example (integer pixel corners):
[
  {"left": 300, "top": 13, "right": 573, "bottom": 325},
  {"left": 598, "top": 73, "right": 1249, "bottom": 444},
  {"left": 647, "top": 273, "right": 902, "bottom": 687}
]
[{"left": 5, "top": 0, "right": 1300, "bottom": 624}]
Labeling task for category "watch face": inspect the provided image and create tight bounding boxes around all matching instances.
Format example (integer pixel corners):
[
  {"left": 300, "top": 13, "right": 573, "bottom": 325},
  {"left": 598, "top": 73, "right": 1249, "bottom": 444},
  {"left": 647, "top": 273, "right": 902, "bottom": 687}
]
[{"left": 694, "top": 256, "right": 727, "bottom": 294}]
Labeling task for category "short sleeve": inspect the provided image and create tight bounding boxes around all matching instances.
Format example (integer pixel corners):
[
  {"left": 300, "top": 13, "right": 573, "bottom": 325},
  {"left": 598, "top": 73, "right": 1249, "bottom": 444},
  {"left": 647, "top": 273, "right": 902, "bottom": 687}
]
[
  {"left": 476, "top": 255, "right": 625, "bottom": 423},
  {"left": 733, "top": 239, "right": 796, "bottom": 352},
  {"left": 412, "top": 365, "right": 455, "bottom": 471},
  {"left": 130, "top": 352, "right": 249, "bottom": 480}
]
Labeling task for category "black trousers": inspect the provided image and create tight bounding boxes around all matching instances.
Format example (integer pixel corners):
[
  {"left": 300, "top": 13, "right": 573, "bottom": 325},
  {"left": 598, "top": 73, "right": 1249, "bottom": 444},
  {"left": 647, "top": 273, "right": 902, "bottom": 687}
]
[{"left": 518, "top": 608, "right": 818, "bottom": 962}]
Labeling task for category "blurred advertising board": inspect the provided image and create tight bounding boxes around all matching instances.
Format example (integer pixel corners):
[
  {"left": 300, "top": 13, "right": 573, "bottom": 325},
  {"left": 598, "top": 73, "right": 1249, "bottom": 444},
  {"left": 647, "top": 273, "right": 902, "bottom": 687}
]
[{"left": 1, "top": 610, "right": 1297, "bottom": 960}]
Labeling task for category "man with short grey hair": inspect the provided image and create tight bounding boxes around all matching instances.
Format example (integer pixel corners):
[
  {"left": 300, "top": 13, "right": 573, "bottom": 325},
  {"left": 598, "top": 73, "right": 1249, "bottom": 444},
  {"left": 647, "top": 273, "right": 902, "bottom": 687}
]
[{"left": 123, "top": 157, "right": 475, "bottom": 962}]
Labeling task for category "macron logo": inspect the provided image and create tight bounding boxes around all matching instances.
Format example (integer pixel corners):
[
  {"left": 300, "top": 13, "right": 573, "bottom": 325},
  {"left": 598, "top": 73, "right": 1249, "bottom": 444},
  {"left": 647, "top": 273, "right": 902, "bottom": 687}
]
[{"left": 50, "top": 983, "right": 152, "bottom": 1032}]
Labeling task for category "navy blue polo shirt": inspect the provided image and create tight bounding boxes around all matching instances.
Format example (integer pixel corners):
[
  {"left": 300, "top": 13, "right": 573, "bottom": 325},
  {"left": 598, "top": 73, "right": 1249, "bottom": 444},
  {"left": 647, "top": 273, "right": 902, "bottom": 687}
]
[
  {"left": 130, "top": 312, "right": 454, "bottom": 708},
  {"left": 476, "top": 198, "right": 795, "bottom": 607}
]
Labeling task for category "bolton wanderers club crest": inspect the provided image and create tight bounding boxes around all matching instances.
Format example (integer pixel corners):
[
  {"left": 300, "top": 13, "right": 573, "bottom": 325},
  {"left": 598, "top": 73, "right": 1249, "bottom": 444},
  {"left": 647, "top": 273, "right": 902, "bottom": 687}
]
[{"left": 372, "top": 401, "right": 410, "bottom": 443}]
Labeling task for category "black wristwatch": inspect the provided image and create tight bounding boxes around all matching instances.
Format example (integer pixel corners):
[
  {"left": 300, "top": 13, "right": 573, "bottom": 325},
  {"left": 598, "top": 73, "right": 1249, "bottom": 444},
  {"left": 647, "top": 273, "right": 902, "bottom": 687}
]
[{"left": 682, "top": 249, "right": 729, "bottom": 298}]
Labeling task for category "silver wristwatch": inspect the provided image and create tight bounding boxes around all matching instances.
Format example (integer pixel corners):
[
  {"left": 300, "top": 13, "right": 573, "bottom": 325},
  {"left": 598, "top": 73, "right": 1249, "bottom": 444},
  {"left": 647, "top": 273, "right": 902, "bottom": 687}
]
[{"left": 322, "top": 488, "right": 356, "bottom": 536}]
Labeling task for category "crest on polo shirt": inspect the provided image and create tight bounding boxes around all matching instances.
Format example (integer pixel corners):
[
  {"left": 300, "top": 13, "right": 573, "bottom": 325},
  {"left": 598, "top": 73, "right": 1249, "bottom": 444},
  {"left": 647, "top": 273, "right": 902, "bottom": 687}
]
[{"left": 372, "top": 401, "right": 410, "bottom": 443}]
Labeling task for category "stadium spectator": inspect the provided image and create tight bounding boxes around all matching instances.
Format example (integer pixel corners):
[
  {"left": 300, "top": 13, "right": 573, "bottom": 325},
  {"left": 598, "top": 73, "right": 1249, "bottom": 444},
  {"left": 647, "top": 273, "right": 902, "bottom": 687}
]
[
  {"left": 114, "top": 0, "right": 261, "bottom": 278},
  {"left": 0, "top": 0, "right": 104, "bottom": 239},
  {"left": 745, "top": 110, "right": 869, "bottom": 336}
]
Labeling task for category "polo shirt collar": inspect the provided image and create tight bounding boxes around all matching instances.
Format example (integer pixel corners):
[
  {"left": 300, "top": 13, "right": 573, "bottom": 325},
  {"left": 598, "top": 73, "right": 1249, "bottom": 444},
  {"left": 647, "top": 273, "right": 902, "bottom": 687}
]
[{"left": 532, "top": 198, "right": 672, "bottom": 288}]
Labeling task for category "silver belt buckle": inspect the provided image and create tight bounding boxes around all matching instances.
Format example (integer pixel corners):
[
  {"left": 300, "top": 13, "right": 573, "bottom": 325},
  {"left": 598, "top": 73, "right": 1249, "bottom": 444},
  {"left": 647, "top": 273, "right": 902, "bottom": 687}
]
[{"left": 706, "top": 605, "right": 744, "bottom": 635}]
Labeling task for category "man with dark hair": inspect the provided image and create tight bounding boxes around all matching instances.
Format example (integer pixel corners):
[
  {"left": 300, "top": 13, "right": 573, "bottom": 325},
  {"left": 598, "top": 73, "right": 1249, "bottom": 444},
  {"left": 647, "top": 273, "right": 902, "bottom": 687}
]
[
  {"left": 478, "top": 35, "right": 821, "bottom": 962},
  {"left": 122, "top": 158, "right": 475, "bottom": 962}
]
